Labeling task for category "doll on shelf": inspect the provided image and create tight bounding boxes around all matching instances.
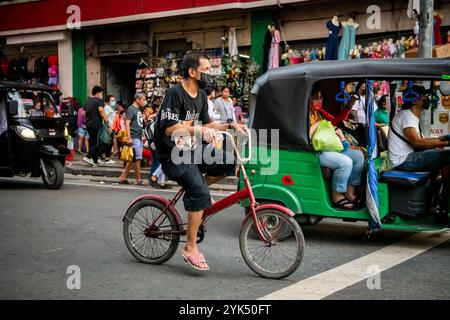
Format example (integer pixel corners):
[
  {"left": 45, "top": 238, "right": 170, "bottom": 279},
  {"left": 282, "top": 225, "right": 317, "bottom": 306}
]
[{"left": 381, "top": 39, "right": 392, "bottom": 59}]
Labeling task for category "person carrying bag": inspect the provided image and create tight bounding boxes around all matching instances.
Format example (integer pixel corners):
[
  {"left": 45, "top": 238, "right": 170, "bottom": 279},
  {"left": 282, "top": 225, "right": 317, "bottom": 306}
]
[{"left": 312, "top": 120, "right": 344, "bottom": 152}]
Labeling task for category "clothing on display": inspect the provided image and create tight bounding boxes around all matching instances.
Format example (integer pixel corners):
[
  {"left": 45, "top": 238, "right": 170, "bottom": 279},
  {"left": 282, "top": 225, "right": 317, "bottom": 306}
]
[
  {"left": 228, "top": 28, "right": 239, "bottom": 62},
  {"left": 434, "top": 13, "right": 443, "bottom": 45},
  {"left": 262, "top": 28, "right": 273, "bottom": 73},
  {"left": 325, "top": 19, "right": 341, "bottom": 60},
  {"left": 0, "top": 54, "right": 58, "bottom": 87},
  {"left": 268, "top": 29, "right": 281, "bottom": 69},
  {"left": 338, "top": 20, "right": 358, "bottom": 60}
]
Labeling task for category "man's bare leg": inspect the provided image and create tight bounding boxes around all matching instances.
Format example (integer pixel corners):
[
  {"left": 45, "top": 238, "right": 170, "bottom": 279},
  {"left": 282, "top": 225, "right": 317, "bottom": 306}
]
[
  {"left": 135, "top": 160, "right": 141, "bottom": 182},
  {"left": 205, "top": 175, "right": 225, "bottom": 204},
  {"left": 183, "top": 210, "right": 208, "bottom": 269},
  {"left": 119, "top": 162, "right": 134, "bottom": 181},
  {"left": 345, "top": 185, "right": 358, "bottom": 202}
]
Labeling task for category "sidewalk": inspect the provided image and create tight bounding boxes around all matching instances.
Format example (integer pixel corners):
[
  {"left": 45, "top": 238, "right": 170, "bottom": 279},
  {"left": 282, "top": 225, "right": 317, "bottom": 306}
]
[{"left": 64, "top": 152, "right": 238, "bottom": 192}]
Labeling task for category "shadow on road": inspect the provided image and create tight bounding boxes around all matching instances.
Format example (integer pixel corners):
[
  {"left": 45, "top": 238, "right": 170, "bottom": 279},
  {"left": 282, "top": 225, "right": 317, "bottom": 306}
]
[{"left": 302, "top": 220, "right": 417, "bottom": 247}]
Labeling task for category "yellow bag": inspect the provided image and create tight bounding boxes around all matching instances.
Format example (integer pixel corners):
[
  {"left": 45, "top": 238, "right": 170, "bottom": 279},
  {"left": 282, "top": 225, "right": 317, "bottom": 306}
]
[
  {"left": 116, "top": 129, "right": 127, "bottom": 145},
  {"left": 120, "top": 145, "right": 134, "bottom": 162}
]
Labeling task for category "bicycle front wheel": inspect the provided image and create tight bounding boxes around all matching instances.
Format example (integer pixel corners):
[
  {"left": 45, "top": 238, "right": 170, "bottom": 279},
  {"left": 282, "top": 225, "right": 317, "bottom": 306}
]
[
  {"left": 123, "top": 199, "right": 180, "bottom": 264},
  {"left": 239, "top": 209, "right": 305, "bottom": 279}
]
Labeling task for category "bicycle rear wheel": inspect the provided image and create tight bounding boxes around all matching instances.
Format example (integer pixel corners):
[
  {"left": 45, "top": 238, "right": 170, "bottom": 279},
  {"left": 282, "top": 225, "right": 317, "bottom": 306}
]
[
  {"left": 123, "top": 199, "right": 180, "bottom": 264},
  {"left": 239, "top": 209, "right": 305, "bottom": 279}
]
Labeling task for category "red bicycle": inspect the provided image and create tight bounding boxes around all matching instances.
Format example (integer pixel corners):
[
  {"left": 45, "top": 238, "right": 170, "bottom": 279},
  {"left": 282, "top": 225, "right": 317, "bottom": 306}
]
[{"left": 122, "top": 130, "right": 305, "bottom": 279}]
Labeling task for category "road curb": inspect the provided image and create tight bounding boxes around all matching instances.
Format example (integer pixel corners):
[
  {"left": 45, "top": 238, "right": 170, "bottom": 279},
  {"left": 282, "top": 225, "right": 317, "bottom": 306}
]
[{"left": 65, "top": 162, "right": 238, "bottom": 186}]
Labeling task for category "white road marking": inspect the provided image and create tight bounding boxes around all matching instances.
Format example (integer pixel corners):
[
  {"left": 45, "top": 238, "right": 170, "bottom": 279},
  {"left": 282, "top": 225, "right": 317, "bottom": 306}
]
[
  {"left": 42, "top": 248, "right": 63, "bottom": 254},
  {"left": 259, "top": 230, "right": 450, "bottom": 300}
]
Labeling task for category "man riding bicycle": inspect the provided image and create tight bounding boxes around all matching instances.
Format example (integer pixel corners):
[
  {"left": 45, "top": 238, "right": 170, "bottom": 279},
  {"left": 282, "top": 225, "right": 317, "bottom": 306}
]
[{"left": 153, "top": 51, "right": 247, "bottom": 271}]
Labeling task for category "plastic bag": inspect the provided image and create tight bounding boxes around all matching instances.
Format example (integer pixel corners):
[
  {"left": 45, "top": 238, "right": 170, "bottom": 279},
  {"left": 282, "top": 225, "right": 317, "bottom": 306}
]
[
  {"left": 97, "top": 123, "right": 112, "bottom": 146},
  {"left": 116, "top": 129, "right": 127, "bottom": 145},
  {"left": 120, "top": 145, "right": 134, "bottom": 163},
  {"left": 312, "top": 120, "right": 344, "bottom": 152}
]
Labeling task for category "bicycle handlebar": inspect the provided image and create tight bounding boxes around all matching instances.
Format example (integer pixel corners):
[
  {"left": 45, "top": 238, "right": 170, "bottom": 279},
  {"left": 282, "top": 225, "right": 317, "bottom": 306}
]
[{"left": 214, "top": 127, "right": 251, "bottom": 163}]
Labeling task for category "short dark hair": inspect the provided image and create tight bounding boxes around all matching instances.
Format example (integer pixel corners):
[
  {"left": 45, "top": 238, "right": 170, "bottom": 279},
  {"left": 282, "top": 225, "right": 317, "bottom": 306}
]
[
  {"left": 181, "top": 50, "right": 208, "bottom": 80},
  {"left": 106, "top": 95, "right": 115, "bottom": 103},
  {"left": 92, "top": 85, "right": 104, "bottom": 96},
  {"left": 377, "top": 95, "right": 388, "bottom": 109},
  {"left": 221, "top": 86, "right": 230, "bottom": 93},
  {"left": 204, "top": 87, "right": 214, "bottom": 95}
]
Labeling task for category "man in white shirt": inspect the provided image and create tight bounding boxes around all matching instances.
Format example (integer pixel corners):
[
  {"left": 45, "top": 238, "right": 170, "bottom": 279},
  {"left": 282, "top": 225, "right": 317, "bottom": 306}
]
[
  {"left": 100, "top": 94, "right": 117, "bottom": 164},
  {"left": 388, "top": 85, "right": 450, "bottom": 211},
  {"left": 351, "top": 83, "right": 366, "bottom": 124}
]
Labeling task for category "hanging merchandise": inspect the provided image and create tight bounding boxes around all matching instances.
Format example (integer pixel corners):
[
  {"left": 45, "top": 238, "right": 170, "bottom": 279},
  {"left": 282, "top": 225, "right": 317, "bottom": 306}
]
[
  {"left": 325, "top": 16, "right": 341, "bottom": 60},
  {"left": 268, "top": 26, "right": 281, "bottom": 69},
  {"left": 262, "top": 24, "right": 273, "bottom": 73},
  {"left": 433, "top": 11, "right": 443, "bottom": 45},
  {"left": 48, "top": 65, "right": 59, "bottom": 87},
  {"left": 0, "top": 58, "right": 8, "bottom": 79},
  {"left": 338, "top": 18, "right": 359, "bottom": 60},
  {"left": 134, "top": 53, "right": 184, "bottom": 105},
  {"left": 413, "top": 21, "right": 420, "bottom": 36},
  {"left": 228, "top": 28, "right": 239, "bottom": 62}
]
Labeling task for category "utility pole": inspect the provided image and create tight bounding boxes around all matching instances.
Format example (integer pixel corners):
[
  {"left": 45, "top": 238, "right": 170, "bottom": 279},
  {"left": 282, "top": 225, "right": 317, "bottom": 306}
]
[{"left": 418, "top": 0, "right": 434, "bottom": 58}]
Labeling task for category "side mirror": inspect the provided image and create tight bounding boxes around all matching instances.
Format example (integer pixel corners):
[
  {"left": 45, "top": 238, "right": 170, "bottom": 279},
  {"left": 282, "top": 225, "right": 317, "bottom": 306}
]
[
  {"left": 439, "top": 81, "right": 450, "bottom": 96},
  {"left": 7, "top": 100, "right": 18, "bottom": 116}
]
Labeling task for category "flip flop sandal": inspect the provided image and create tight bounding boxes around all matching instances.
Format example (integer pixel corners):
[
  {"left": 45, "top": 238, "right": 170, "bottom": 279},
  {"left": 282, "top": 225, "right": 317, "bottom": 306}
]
[
  {"left": 118, "top": 179, "right": 131, "bottom": 185},
  {"left": 333, "top": 198, "right": 356, "bottom": 211},
  {"left": 352, "top": 197, "right": 365, "bottom": 209},
  {"left": 136, "top": 180, "right": 149, "bottom": 186},
  {"left": 181, "top": 251, "right": 210, "bottom": 272}
]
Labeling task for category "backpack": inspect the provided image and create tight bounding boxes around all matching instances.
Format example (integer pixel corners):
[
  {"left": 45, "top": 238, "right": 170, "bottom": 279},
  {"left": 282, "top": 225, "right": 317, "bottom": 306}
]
[
  {"left": 47, "top": 54, "right": 58, "bottom": 67},
  {"left": 0, "top": 58, "right": 9, "bottom": 78},
  {"left": 34, "top": 56, "right": 48, "bottom": 76},
  {"left": 16, "top": 58, "right": 27, "bottom": 77},
  {"left": 144, "top": 119, "right": 156, "bottom": 151}
]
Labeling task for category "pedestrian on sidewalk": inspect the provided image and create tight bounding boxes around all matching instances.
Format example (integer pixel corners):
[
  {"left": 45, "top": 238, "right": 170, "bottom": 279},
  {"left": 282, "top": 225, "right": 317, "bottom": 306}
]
[
  {"left": 83, "top": 86, "right": 112, "bottom": 167},
  {"left": 112, "top": 101, "right": 126, "bottom": 156},
  {"left": 99, "top": 94, "right": 117, "bottom": 164},
  {"left": 214, "top": 86, "right": 234, "bottom": 124},
  {"left": 118, "top": 92, "right": 148, "bottom": 185},
  {"left": 147, "top": 101, "right": 167, "bottom": 189},
  {"left": 76, "top": 106, "right": 89, "bottom": 154}
]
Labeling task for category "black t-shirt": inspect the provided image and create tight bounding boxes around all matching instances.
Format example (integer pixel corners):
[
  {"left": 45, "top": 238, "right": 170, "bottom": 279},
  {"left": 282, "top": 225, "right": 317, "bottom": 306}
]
[
  {"left": 85, "top": 97, "right": 104, "bottom": 129},
  {"left": 126, "top": 105, "right": 144, "bottom": 139},
  {"left": 154, "top": 84, "right": 211, "bottom": 161}
]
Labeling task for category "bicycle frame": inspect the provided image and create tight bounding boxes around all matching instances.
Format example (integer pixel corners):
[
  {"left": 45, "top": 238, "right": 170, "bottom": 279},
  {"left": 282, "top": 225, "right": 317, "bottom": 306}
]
[{"left": 125, "top": 129, "right": 292, "bottom": 243}]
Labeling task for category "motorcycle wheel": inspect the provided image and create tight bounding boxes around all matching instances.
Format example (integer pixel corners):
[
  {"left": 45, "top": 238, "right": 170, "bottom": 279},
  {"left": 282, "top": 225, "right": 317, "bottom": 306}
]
[{"left": 41, "top": 159, "right": 64, "bottom": 189}]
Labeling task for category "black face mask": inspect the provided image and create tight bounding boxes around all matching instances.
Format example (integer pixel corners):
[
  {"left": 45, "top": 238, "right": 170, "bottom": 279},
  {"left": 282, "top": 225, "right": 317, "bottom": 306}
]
[{"left": 197, "top": 72, "right": 215, "bottom": 90}]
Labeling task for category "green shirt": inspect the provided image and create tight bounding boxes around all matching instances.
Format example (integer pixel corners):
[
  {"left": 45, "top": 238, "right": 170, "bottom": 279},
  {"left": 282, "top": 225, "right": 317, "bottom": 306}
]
[{"left": 374, "top": 108, "right": 389, "bottom": 125}]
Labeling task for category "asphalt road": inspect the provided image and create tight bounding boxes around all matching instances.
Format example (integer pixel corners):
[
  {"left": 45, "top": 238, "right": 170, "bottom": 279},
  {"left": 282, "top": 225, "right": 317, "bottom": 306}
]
[{"left": 0, "top": 177, "right": 449, "bottom": 300}]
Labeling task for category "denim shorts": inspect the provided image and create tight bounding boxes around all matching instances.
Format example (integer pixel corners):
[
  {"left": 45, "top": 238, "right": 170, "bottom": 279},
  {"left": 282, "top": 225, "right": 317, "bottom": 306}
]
[
  {"left": 132, "top": 139, "right": 143, "bottom": 160},
  {"left": 160, "top": 144, "right": 235, "bottom": 212},
  {"left": 77, "top": 127, "right": 89, "bottom": 138},
  {"left": 395, "top": 149, "right": 450, "bottom": 173}
]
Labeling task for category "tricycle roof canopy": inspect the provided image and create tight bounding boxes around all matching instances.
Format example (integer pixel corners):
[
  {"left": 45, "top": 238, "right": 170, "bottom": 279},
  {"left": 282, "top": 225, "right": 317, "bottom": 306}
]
[
  {"left": 0, "top": 81, "right": 57, "bottom": 92},
  {"left": 249, "top": 58, "right": 450, "bottom": 151}
]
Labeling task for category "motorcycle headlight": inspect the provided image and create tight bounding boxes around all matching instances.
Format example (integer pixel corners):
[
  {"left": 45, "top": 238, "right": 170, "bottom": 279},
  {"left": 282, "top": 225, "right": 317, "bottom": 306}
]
[{"left": 16, "top": 125, "right": 38, "bottom": 141}]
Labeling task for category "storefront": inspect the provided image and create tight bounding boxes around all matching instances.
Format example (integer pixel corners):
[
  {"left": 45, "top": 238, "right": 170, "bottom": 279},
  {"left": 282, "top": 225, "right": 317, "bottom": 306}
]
[
  {"left": 90, "top": 11, "right": 254, "bottom": 107},
  {"left": 0, "top": 31, "right": 73, "bottom": 99}
]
